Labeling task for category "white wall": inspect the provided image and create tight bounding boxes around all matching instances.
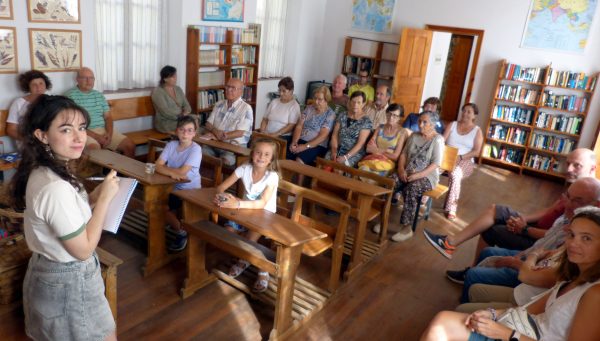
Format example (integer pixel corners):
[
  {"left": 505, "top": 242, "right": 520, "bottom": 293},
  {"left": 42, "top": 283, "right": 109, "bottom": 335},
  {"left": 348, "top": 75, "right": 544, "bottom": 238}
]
[
  {"left": 421, "top": 31, "right": 451, "bottom": 104},
  {"left": 317, "top": 0, "right": 600, "bottom": 148}
]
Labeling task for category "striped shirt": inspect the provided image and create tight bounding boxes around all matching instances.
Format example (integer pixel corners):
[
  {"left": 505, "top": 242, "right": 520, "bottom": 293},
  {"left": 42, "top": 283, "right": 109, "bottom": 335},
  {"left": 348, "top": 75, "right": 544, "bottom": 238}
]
[
  {"left": 64, "top": 87, "right": 109, "bottom": 129},
  {"left": 207, "top": 97, "right": 253, "bottom": 145}
]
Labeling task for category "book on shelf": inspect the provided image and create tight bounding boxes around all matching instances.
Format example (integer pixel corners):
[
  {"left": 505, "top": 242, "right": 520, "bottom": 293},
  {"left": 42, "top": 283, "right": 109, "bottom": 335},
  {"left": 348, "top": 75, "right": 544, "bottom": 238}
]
[
  {"left": 231, "top": 46, "right": 256, "bottom": 64},
  {"left": 242, "top": 87, "right": 253, "bottom": 102},
  {"left": 529, "top": 133, "right": 576, "bottom": 154},
  {"left": 535, "top": 112, "right": 583, "bottom": 135},
  {"left": 504, "top": 63, "right": 545, "bottom": 83},
  {"left": 191, "top": 25, "right": 227, "bottom": 43},
  {"left": 497, "top": 85, "right": 539, "bottom": 105},
  {"left": 231, "top": 67, "right": 254, "bottom": 83},
  {"left": 492, "top": 105, "right": 534, "bottom": 125},
  {"left": 482, "top": 144, "right": 524, "bottom": 164},
  {"left": 541, "top": 91, "right": 588, "bottom": 112},
  {"left": 343, "top": 56, "right": 374, "bottom": 75},
  {"left": 525, "top": 153, "right": 566, "bottom": 173},
  {"left": 198, "top": 70, "right": 225, "bottom": 87},
  {"left": 198, "top": 89, "right": 225, "bottom": 110},
  {"left": 198, "top": 49, "right": 226, "bottom": 65},
  {"left": 241, "top": 23, "right": 261, "bottom": 44},
  {"left": 546, "top": 68, "right": 598, "bottom": 91},
  {"left": 488, "top": 124, "right": 528, "bottom": 145}
]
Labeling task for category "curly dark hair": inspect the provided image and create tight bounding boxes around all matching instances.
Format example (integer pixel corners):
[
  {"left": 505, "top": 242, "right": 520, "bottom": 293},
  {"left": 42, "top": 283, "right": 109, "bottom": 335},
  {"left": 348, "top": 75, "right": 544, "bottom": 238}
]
[
  {"left": 10, "top": 95, "right": 90, "bottom": 210},
  {"left": 18, "top": 70, "right": 52, "bottom": 93}
]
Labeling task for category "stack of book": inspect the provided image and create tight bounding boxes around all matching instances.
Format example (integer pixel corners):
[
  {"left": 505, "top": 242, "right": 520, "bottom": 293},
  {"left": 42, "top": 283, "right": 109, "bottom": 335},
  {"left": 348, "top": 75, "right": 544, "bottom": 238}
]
[
  {"left": 492, "top": 105, "right": 534, "bottom": 124},
  {"left": 199, "top": 49, "right": 226, "bottom": 65},
  {"left": 497, "top": 85, "right": 539, "bottom": 105},
  {"left": 198, "top": 89, "right": 225, "bottom": 110},
  {"left": 488, "top": 124, "right": 528, "bottom": 145},
  {"left": 535, "top": 112, "right": 583, "bottom": 135},
  {"left": 529, "top": 133, "right": 576, "bottom": 154},
  {"left": 231, "top": 67, "right": 254, "bottom": 83},
  {"left": 192, "top": 25, "right": 227, "bottom": 43},
  {"left": 541, "top": 91, "right": 588, "bottom": 112},
  {"left": 546, "top": 69, "right": 597, "bottom": 90},
  {"left": 504, "top": 63, "right": 545, "bottom": 83},
  {"left": 482, "top": 144, "right": 524, "bottom": 164},
  {"left": 231, "top": 46, "right": 256, "bottom": 64},
  {"left": 525, "top": 153, "right": 565, "bottom": 173}
]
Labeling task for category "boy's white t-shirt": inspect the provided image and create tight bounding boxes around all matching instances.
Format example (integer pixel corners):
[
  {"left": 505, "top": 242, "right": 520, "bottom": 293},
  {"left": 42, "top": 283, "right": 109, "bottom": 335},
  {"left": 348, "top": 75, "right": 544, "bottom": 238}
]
[
  {"left": 234, "top": 163, "right": 279, "bottom": 213},
  {"left": 24, "top": 167, "right": 92, "bottom": 262}
]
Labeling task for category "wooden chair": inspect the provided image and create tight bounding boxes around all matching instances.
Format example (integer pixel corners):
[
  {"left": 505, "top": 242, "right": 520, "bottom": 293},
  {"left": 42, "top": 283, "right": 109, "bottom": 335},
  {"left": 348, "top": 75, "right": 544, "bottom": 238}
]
[
  {"left": 313, "top": 158, "right": 395, "bottom": 243},
  {"left": 146, "top": 138, "right": 223, "bottom": 187},
  {"left": 250, "top": 131, "right": 288, "bottom": 159},
  {"left": 278, "top": 180, "right": 351, "bottom": 292},
  {"left": 411, "top": 145, "right": 459, "bottom": 231}
]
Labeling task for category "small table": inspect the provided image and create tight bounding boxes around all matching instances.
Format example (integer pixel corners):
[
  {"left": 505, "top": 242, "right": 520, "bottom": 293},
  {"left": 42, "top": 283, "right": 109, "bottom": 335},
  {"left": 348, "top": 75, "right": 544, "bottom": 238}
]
[
  {"left": 85, "top": 149, "right": 182, "bottom": 276},
  {"left": 278, "top": 159, "right": 392, "bottom": 279},
  {"left": 174, "top": 187, "right": 327, "bottom": 340}
]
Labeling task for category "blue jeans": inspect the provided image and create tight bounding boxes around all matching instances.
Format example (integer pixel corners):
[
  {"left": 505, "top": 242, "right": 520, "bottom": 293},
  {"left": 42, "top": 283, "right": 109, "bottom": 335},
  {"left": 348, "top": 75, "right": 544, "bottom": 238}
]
[{"left": 461, "top": 247, "right": 521, "bottom": 303}]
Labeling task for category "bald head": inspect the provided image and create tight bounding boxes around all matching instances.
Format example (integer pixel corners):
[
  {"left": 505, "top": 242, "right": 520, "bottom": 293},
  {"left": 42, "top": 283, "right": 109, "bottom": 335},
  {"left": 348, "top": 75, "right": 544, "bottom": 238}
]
[
  {"left": 566, "top": 148, "right": 596, "bottom": 183},
  {"left": 76, "top": 67, "right": 95, "bottom": 93},
  {"left": 564, "top": 177, "right": 600, "bottom": 218},
  {"left": 225, "top": 78, "right": 244, "bottom": 102}
]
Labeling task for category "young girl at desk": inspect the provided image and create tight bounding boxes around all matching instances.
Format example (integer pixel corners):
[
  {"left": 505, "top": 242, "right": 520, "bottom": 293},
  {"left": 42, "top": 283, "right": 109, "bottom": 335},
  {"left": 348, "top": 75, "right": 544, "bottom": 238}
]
[
  {"left": 214, "top": 138, "right": 280, "bottom": 292},
  {"left": 11, "top": 95, "right": 120, "bottom": 340},
  {"left": 155, "top": 115, "right": 202, "bottom": 252}
]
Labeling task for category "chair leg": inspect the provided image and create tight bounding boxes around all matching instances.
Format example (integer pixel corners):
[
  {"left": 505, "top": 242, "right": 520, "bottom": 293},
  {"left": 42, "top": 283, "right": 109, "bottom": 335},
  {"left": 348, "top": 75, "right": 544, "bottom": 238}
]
[
  {"left": 412, "top": 195, "right": 422, "bottom": 232},
  {"left": 424, "top": 197, "right": 433, "bottom": 221}
]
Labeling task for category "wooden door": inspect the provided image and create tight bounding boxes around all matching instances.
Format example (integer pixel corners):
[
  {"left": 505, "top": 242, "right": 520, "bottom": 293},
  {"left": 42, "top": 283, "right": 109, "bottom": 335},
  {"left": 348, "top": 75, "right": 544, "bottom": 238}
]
[
  {"left": 391, "top": 28, "right": 433, "bottom": 114},
  {"left": 440, "top": 35, "right": 474, "bottom": 122}
]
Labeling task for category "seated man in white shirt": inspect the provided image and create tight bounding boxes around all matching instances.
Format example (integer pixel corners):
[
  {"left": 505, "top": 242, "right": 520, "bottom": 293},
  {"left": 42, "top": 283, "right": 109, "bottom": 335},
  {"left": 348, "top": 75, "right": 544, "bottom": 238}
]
[{"left": 200, "top": 78, "right": 253, "bottom": 166}]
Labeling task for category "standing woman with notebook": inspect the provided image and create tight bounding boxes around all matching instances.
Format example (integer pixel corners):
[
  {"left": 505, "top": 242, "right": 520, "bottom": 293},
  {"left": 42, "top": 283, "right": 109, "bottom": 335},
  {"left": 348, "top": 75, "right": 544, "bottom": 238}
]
[{"left": 10, "top": 95, "right": 120, "bottom": 341}]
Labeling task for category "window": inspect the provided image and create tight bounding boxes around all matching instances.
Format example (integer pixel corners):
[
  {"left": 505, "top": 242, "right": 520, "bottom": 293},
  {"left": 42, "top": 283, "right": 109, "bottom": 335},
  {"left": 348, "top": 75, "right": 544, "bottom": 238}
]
[
  {"left": 94, "top": 0, "right": 167, "bottom": 91},
  {"left": 256, "top": 0, "right": 288, "bottom": 78}
]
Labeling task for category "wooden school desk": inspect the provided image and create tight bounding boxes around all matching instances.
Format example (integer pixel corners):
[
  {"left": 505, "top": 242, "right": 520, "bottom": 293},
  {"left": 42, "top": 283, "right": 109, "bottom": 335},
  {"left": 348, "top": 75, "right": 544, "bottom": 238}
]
[
  {"left": 85, "top": 149, "right": 182, "bottom": 276},
  {"left": 174, "top": 187, "right": 326, "bottom": 340},
  {"left": 278, "top": 159, "right": 392, "bottom": 279},
  {"left": 193, "top": 136, "right": 251, "bottom": 158}
]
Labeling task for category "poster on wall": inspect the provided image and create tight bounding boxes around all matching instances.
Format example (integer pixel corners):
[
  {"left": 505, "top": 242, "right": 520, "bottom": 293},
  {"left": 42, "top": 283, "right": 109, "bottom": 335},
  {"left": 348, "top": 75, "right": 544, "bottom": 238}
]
[
  {"left": 202, "top": 0, "right": 244, "bottom": 22},
  {"left": 27, "top": 0, "right": 80, "bottom": 23},
  {"left": 29, "top": 29, "right": 81, "bottom": 72},
  {"left": 351, "top": 0, "right": 396, "bottom": 33},
  {"left": 0, "top": 27, "right": 17, "bottom": 73},
  {"left": 521, "top": 0, "right": 598, "bottom": 53},
  {"left": 0, "top": 0, "right": 13, "bottom": 20}
]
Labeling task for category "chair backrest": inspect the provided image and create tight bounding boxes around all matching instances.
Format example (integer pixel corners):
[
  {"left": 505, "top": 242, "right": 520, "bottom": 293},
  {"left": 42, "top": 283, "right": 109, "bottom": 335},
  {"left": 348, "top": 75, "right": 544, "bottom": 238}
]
[
  {"left": 441, "top": 145, "right": 459, "bottom": 173},
  {"left": 250, "top": 131, "right": 287, "bottom": 160},
  {"left": 146, "top": 138, "right": 223, "bottom": 186}
]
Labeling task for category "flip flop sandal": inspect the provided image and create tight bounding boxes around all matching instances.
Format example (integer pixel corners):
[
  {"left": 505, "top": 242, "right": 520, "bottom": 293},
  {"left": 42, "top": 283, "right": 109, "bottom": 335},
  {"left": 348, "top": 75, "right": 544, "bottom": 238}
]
[
  {"left": 228, "top": 259, "right": 250, "bottom": 278},
  {"left": 252, "top": 271, "right": 270, "bottom": 293}
]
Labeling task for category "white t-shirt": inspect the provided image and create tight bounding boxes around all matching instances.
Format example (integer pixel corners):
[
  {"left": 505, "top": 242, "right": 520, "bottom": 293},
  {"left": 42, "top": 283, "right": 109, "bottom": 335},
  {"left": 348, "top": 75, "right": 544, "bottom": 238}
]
[
  {"left": 24, "top": 167, "right": 92, "bottom": 262},
  {"left": 7, "top": 97, "right": 30, "bottom": 124},
  {"left": 264, "top": 98, "right": 301, "bottom": 135},
  {"left": 234, "top": 163, "right": 279, "bottom": 213},
  {"left": 446, "top": 121, "right": 480, "bottom": 156}
]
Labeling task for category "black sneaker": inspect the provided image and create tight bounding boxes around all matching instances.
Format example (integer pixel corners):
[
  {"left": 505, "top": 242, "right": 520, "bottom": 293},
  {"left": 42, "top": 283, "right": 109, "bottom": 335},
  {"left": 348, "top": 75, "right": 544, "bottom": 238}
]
[
  {"left": 446, "top": 267, "right": 469, "bottom": 285},
  {"left": 168, "top": 231, "right": 188, "bottom": 252}
]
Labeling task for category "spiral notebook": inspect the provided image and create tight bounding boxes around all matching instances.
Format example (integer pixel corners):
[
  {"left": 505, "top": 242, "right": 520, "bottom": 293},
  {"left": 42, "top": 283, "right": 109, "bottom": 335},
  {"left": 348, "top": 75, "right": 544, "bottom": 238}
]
[{"left": 103, "top": 177, "right": 138, "bottom": 233}]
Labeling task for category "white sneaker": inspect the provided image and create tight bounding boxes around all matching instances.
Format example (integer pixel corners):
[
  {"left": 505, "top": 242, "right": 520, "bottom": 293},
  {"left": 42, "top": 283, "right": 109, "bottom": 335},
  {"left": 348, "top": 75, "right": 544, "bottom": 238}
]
[
  {"left": 372, "top": 223, "right": 381, "bottom": 234},
  {"left": 391, "top": 226, "right": 414, "bottom": 242}
]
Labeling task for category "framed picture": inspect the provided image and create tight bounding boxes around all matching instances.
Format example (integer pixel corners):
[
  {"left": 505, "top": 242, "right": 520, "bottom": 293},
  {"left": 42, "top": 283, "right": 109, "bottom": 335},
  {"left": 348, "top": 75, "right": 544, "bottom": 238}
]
[
  {"left": 202, "top": 0, "right": 244, "bottom": 22},
  {"left": 29, "top": 29, "right": 81, "bottom": 72},
  {"left": 0, "top": 0, "right": 13, "bottom": 20},
  {"left": 0, "top": 27, "right": 17, "bottom": 73},
  {"left": 27, "top": 0, "right": 80, "bottom": 23}
]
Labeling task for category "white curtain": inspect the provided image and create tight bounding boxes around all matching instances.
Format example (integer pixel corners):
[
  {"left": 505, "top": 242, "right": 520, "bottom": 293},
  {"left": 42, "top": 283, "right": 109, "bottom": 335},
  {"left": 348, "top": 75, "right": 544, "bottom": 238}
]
[
  {"left": 256, "top": 0, "right": 288, "bottom": 78},
  {"left": 95, "top": 0, "right": 167, "bottom": 91}
]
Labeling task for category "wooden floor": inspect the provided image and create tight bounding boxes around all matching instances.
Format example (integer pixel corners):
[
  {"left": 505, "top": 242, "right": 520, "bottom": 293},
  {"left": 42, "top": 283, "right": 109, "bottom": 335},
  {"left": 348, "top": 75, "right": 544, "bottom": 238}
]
[{"left": 1, "top": 164, "right": 564, "bottom": 341}]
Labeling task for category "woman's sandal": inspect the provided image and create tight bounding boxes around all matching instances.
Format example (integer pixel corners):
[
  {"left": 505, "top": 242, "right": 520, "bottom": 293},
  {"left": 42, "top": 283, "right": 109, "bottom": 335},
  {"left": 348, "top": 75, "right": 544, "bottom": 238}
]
[
  {"left": 446, "top": 212, "right": 457, "bottom": 221},
  {"left": 253, "top": 271, "right": 270, "bottom": 293},
  {"left": 228, "top": 259, "right": 250, "bottom": 278}
]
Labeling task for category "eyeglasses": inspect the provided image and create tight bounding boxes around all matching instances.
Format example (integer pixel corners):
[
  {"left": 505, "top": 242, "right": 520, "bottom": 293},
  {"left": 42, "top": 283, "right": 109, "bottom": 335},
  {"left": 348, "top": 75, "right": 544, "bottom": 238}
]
[
  {"left": 177, "top": 127, "right": 196, "bottom": 134},
  {"left": 562, "top": 191, "right": 588, "bottom": 206},
  {"left": 225, "top": 85, "right": 242, "bottom": 90},
  {"left": 387, "top": 113, "right": 401, "bottom": 117},
  {"left": 78, "top": 76, "right": 95, "bottom": 81}
]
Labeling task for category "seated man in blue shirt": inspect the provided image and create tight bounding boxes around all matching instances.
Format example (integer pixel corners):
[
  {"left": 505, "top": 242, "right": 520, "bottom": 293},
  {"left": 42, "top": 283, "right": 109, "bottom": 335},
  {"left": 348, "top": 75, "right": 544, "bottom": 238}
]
[{"left": 403, "top": 97, "right": 444, "bottom": 134}]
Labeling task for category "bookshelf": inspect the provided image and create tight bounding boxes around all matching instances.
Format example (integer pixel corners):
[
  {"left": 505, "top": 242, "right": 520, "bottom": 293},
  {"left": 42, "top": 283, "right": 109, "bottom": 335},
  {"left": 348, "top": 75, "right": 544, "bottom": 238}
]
[
  {"left": 341, "top": 37, "right": 398, "bottom": 89},
  {"left": 480, "top": 59, "right": 598, "bottom": 179},
  {"left": 185, "top": 25, "right": 260, "bottom": 124}
]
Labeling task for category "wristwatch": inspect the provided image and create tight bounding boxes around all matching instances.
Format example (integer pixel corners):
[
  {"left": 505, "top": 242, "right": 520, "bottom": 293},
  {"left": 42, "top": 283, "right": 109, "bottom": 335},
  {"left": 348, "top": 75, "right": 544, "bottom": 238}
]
[
  {"left": 306, "top": 143, "right": 311, "bottom": 149},
  {"left": 509, "top": 330, "right": 521, "bottom": 341}
]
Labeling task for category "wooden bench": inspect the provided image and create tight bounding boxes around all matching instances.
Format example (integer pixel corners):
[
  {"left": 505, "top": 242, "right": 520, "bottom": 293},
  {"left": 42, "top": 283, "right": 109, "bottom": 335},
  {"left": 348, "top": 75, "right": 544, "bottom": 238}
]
[
  {"left": 96, "top": 247, "right": 123, "bottom": 321},
  {"left": 313, "top": 157, "right": 395, "bottom": 244},
  {"left": 108, "top": 96, "right": 171, "bottom": 146},
  {"left": 146, "top": 138, "right": 224, "bottom": 187},
  {"left": 278, "top": 180, "right": 350, "bottom": 292}
]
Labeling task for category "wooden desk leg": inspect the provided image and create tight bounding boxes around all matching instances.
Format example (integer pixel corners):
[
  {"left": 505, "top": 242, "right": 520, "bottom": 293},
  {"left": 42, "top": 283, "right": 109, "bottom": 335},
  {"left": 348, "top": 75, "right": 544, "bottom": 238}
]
[
  {"left": 142, "top": 184, "right": 173, "bottom": 277},
  {"left": 104, "top": 266, "right": 118, "bottom": 321},
  {"left": 181, "top": 201, "right": 215, "bottom": 298},
  {"left": 270, "top": 244, "right": 302, "bottom": 341},
  {"left": 345, "top": 195, "right": 374, "bottom": 280}
]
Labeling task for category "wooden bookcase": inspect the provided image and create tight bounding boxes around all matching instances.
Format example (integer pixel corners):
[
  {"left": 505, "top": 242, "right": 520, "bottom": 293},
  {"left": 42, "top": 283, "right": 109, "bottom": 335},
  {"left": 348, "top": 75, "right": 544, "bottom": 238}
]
[
  {"left": 480, "top": 59, "right": 598, "bottom": 179},
  {"left": 185, "top": 26, "right": 260, "bottom": 123},
  {"left": 342, "top": 37, "right": 398, "bottom": 89}
]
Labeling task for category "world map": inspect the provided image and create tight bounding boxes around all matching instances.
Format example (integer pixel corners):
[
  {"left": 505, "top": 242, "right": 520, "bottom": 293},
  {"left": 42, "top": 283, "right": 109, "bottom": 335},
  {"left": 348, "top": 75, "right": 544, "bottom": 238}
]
[
  {"left": 522, "top": 0, "right": 598, "bottom": 53},
  {"left": 352, "top": 0, "right": 396, "bottom": 33}
]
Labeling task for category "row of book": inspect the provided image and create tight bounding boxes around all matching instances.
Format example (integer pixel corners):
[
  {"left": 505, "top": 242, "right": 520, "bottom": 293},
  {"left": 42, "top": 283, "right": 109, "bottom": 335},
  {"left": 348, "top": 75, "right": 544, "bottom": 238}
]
[
  {"left": 231, "top": 46, "right": 256, "bottom": 64},
  {"left": 343, "top": 56, "right": 374, "bottom": 75},
  {"left": 529, "top": 133, "right": 576, "bottom": 154},
  {"left": 535, "top": 112, "right": 583, "bottom": 135},
  {"left": 199, "top": 49, "right": 226, "bottom": 65},
  {"left": 497, "top": 85, "right": 539, "bottom": 105},
  {"left": 231, "top": 67, "right": 254, "bottom": 83},
  {"left": 546, "top": 69, "right": 597, "bottom": 91},
  {"left": 524, "top": 153, "right": 566, "bottom": 173},
  {"left": 198, "top": 70, "right": 225, "bottom": 87},
  {"left": 197, "top": 89, "right": 225, "bottom": 110},
  {"left": 492, "top": 105, "right": 534, "bottom": 125},
  {"left": 482, "top": 144, "right": 524, "bottom": 164},
  {"left": 192, "top": 24, "right": 261, "bottom": 44},
  {"left": 488, "top": 124, "right": 528, "bottom": 145},
  {"left": 242, "top": 87, "right": 253, "bottom": 102},
  {"left": 503, "top": 63, "right": 545, "bottom": 83},
  {"left": 541, "top": 91, "right": 588, "bottom": 112}
]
